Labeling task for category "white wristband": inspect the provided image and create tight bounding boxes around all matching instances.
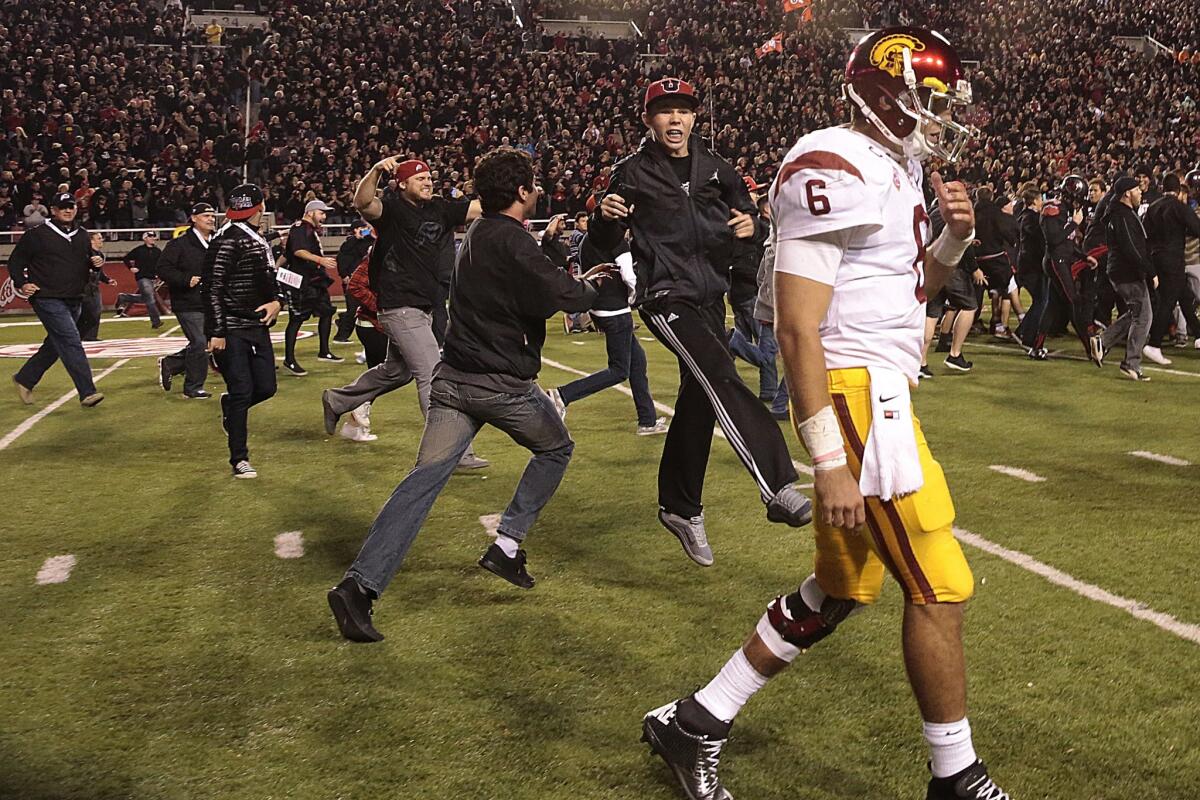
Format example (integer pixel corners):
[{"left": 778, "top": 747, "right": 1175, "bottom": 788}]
[
  {"left": 798, "top": 405, "right": 845, "bottom": 463},
  {"left": 927, "top": 227, "right": 974, "bottom": 267}
]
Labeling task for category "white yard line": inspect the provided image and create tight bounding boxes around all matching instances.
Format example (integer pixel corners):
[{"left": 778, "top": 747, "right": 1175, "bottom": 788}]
[
  {"left": 273, "top": 531, "right": 305, "bottom": 559},
  {"left": 954, "top": 527, "right": 1200, "bottom": 646},
  {"left": 35, "top": 554, "right": 76, "bottom": 585},
  {"left": 988, "top": 464, "right": 1046, "bottom": 483},
  {"left": 1128, "top": 450, "right": 1191, "bottom": 467},
  {"left": 544, "top": 353, "right": 1200, "bottom": 647},
  {"left": 0, "top": 325, "right": 180, "bottom": 452}
]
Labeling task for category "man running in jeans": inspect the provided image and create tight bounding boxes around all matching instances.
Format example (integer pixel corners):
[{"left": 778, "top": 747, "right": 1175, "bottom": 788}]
[
  {"left": 327, "top": 147, "right": 614, "bottom": 642},
  {"left": 157, "top": 202, "right": 217, "bottom": 399},
  {"left": 590, "top": 78, "right": 811, "bottom": 567},
  {"left": 322, "top": 156, "right": 488, "bottom": 471},
  {"left": 546, "top": 206, "right": 668, "bottom": 435}
]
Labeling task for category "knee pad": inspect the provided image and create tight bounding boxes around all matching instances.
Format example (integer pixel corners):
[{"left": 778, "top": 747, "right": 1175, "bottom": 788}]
[{"left": 759, "top": 577, "right": 858, "bottom": 658}]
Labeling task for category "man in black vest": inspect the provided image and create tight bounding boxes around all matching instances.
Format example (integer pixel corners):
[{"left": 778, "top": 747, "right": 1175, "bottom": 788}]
[
  {"left": 10, "top": 192, "right": 104, "bottom": 407},
  {"left": 158, "top": 202, "right": 217, "bottom": 398}
]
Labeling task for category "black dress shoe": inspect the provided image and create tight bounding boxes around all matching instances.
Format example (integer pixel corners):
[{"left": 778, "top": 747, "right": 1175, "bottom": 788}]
[
  {"left": 478, "top": 543, "right": 535, "bottom": 589},
  {"left": 327, "top": 577, "right": 384, "bottom": 643},
  {"left": 184, "top": 390, "right": 212, "bottom": 399}
]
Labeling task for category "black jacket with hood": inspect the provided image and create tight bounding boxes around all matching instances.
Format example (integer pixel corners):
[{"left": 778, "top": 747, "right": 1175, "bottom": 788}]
[{"left": 589, "top": 134, "right": 760, "bottom": 309}]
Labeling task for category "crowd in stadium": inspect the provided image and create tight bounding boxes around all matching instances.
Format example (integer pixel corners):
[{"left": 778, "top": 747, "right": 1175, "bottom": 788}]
[{"left": 2, "top": 0, "right": 1199, "bottom": 232}]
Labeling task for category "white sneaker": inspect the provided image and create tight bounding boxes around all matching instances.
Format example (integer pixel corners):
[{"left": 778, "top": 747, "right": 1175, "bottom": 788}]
[
  {"left": 1141, "top": 345, "right": 1172, "bottom": 365},
  {"left": 354, "top": 350, "right": 367, "bottom": 364},
  {"left": 350, "top": 401, "right": 372, "bottom": 427},
  {"left": 637, "top": 417, "right": 669, "bottom": 435},
  {"left": 339, "top": 421, "right": 378, "bottom": 442},
  {"left": 547, "top": 387, "right": 567, "bottom": 420},
  {"left": 232, "top": 460, "right": 258, "bottom": 478}
]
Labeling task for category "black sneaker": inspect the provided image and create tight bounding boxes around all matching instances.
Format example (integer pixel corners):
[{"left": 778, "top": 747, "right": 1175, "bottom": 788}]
[
  {"left": 327, "top": 576, "right": 385, "bottom": 643},
  {"left": 478, "top": 543, "right": 535, "bottom": 589},
  {"left": 944, "top": 353, "right": 973, "bottom": 372},
  {"left": 926, "top": 760, "right": 1010, "bottom": 800},
  {"left": 918, "top": 365, "right": 935, "bottom": 380},
  {"left": 219, "top": 392, "right": 230, "bottom": 434},
  {"left": 158, "top": 357, "right": 172, "bottom": 392},
  {"left": 642, "top": 696, "right": 733, "bottom": 800},
  {"left": 935, "top": 334, "right": 952, "bottom": 353},
  {"left": 184, "top": 389, "right": 212, "bottom": 399},
  {"left": 317, "top": 352, "right": 344, "bottom": 363},
  {"left": 1026, "top": 346, "right": 1048, "bottom": 361},
  {"left": 283, "top": 360, "right": 308, "bottom": 376},
  {"left": 231, "top": 460, "right": 258, "bottom": 479}
]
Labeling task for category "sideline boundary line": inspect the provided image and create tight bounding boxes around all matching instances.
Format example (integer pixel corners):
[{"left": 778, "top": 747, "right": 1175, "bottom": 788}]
[
  {"left": 0, "top": 325, "right": 180, "bottom": 452},
  {"left": 970, "top": 341, "right": 1200, "bottom": 379},
  {"left": 542, "top": 354, "right": 1200, "bottom": 647}
]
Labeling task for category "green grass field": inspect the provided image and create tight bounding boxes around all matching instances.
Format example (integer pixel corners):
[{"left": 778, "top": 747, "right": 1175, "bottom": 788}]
[{"left": 1, "top": 311, "right": 1197, "bottom": 800}]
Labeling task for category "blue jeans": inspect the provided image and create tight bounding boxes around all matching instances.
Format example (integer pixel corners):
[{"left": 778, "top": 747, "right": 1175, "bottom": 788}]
[
  {"left": 138, "top": 277, "right": 162, "bottom": 326},
  {"left": 347, "top": 377, "right": 575, "bottom": 596},
  {"left": 162, "top": 310, "right": 208, "bottom": 394},
  {"left": 729, "top": 319, "right": 779, "bottom": 401},
  {"left": 15, "top": 297, "right": 97, "bottom": 398},
  {"left": 557, "top": 312, "right": 657, "bottom": 427}
]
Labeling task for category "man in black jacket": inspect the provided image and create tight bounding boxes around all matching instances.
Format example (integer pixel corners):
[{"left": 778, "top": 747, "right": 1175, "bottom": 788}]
[
  {"left": 1143, "top": 173, "right": 1200, "bottom": 363},
  {"left": 10, "top": 192, "right": 104, "bottom": 407},
  {"left": 158, "top": 202, "right": 217, "bottom": 398},
  {"left": 1032, "top": 175, "right": 1092, "bottom": 359},
  {"left": 1090, "top": 177, "right": 1155, "bottom": 380},
  {"left": 590, "top": 78, "right": 811, "bottom": 567},
  {"left": 1014, "top": 182, "right": 1046, "bottom": 347},
  {"left": 327, "top": 147, "right": 612, "bottom": 642},
  {"left": 203, "top": 184, "right": 285, "bottom": 477},
  {"left": 972, "top": 187, "right": 1018, "bottom": 336},
  {"left": 122, "top": 230, "right": 164, "bottom": 329},
  {"left": 332, "top": 220, "right": 374, "bottom": 343}
]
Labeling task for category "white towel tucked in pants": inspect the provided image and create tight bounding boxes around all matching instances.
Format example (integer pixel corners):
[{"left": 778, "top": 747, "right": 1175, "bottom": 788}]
[{"left": 858, "top": 366, "right": 923, "bottom": 501}]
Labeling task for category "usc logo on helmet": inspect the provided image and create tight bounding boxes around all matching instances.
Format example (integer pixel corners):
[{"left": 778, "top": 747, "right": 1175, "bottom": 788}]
[{"left": 869, "top": 34, "right": 925, "bottom": 78}]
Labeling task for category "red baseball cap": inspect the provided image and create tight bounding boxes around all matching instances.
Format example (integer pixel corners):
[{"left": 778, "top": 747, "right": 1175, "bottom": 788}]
[
  {"left": 394, "top": 159, "right": 430, "bottom": 183},
  {"left": 644, "top": 78, "right": 700, "bottom": 112}
]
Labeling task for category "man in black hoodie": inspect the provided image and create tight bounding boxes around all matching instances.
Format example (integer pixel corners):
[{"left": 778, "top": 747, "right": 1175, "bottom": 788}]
[
  {"left": 1089, "top": 177, "right": 1155, "bottom": 381},
  {"left": 590, "top": 78, "right": 811, "bottom": 568},
  {"left": 10, "top": 192, "right": 104, "bottom": 407},
  {"left": 1143, "top": 173, "right": 1200, "bottom": 362},
  {"left": 327, "top": 147, "right": 612, "bottom": 643}
]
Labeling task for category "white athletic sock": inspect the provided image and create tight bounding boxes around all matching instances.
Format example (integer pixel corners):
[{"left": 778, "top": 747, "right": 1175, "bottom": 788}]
[
  {"left": 693, "top": 649, "right": 769, "bottom": 723},
  {"left": 496, "top": 534, "right": 520, "bottom": 558},
  {"left": 924, "top": 717, "right": 977, "bottom": 778}
]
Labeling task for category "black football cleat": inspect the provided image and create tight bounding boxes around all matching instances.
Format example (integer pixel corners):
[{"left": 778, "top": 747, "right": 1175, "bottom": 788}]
[
  {"left": 478, "top": 543, "right": 535, "bottom": 589},
  {"left": 642, "top": 697, "right": 733, "bottom": 800},
  {"left": 927, "top": 760, "right": 1010, "bottom": 800},
  {"left": 327, "top": 576, "right": 384, "bottom": 643}
]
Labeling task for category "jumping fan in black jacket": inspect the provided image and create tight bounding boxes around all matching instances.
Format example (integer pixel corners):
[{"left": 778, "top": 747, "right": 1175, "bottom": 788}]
[
  {"left": 589, "top": 78, "right": 810, "bottom": 567},
  {"left": 203, "top": 184, "right": 286, "bottom": 478},
  {"left": 157, "top": 202, "right": 217, "bottom": 398}
]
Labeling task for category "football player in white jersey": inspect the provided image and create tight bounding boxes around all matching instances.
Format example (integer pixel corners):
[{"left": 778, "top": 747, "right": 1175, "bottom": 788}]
[{"left": 641, "top": 28, "right": 1011, "bottom": 800}]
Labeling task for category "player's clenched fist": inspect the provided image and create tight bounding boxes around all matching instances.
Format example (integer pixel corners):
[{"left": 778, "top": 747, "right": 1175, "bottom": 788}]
[
  {"left": 931, "top": 171, "right": 974, "bottom": 241},
  {"left": 815, "top": 465, "right": 866, "bottom": 532},
  {"left": 600, "top": 193, "right": 631, "bottom": 220}
]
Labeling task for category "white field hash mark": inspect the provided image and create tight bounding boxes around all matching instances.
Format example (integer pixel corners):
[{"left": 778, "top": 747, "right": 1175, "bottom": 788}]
[
  {"left": 1128, "top": 451, "right": 1191, "bottom": 467},
  {"left": 36, "top": 554, "right": 76, "bottom": 585},
  {"left": 273, "top": 531, "right": 305, "bottom": 559},
  {"left": 543, "top": 354, "right": 1200, "bottom": 647},
  {"left": 954, "top": 528, "right": 1200, "bottom": 646},
  {"left": 988, "top": 465, "right": 1047, "bottom": 483}
]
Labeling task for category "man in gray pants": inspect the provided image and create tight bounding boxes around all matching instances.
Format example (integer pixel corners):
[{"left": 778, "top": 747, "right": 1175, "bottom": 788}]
[
  {"left": 322, "top": 155, "right": 488, "bottom": 469},
  {"left": 1090, "top": 176, "right": 1156, "bottom": 381}
]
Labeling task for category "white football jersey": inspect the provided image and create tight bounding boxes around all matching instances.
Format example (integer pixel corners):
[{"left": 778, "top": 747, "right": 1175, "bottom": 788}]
[{"left": 770, "top": 126, "right": 930, "bottom": 381}]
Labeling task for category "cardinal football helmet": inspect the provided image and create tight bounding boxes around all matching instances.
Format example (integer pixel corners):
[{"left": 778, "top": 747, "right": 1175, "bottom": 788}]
[
  {"left": 1058, "top": 174, "right": 1088, "bottom": 205},
  {"left": 1185, "top": 169, "right": 1200, "bottom": 199},
  {"left": 844, "top": 26, "right": 974, "bottom": 163}
]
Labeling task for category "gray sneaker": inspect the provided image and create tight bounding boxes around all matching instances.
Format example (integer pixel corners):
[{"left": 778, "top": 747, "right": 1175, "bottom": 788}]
[
  {"left": 455, "top": 454, "right": 491, "bottom": 472},
  {"left": 658, "top": 509, "right": 713, "bottom": 566},
  {"left": 637, "top": 416, "right": 670, "bottom": 435},
  {"left": 321, "top": 389, "right": 341, "bottom": 435},
  {"left": 765, "top": 485, "right": 813, "bottom": 527}
]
